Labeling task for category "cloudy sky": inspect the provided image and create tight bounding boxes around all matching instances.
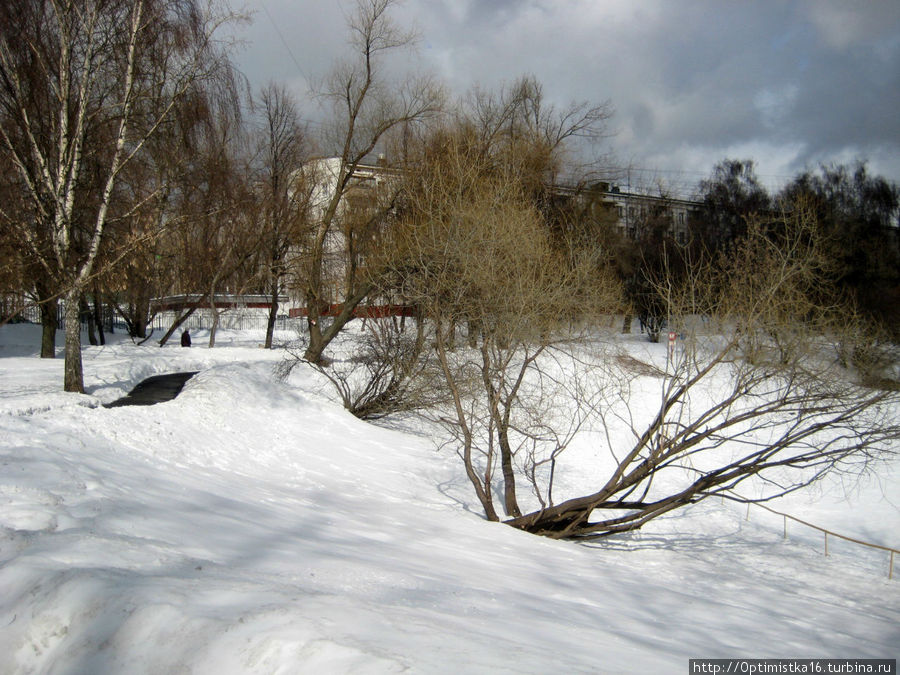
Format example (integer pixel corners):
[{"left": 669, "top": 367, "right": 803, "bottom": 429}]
[{"left": 230, "top": 0, "right": 900, "bottom": 197}]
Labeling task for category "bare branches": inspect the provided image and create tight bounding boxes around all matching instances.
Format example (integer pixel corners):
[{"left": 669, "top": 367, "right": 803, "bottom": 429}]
[
  {"left": 0, "top": 0, "right": 244, "bottom": 390},
  {"left": 301, "top": 0, "right": 444, "bottom": 364},
  {"left": 380, "top": 117, "right": 622, "bottom": 521},
  {"left": 508, "top": 209, "right": 900, "bottom": 539},
  {"left": 457, "top": 75, "right": 612, "bottom": 189},
  {"left": 253, "top": 83, "right": 312, "bottom": 348}
]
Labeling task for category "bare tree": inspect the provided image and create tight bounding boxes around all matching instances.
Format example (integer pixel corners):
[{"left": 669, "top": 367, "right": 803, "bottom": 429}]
[
  {"left": 390, "top": 168, "right": 898, "bottom": 537},
  {"left": 462, "top": 74, "right": 612, "bottom": 194},
  {"left": 254, "top": 83, "right": 312, "bottom": 349},
  {"left": 300, "top": 0, "right": 443, "bottom": 364},
  {"left": 0, "top": 0, "right": 241, "bottom": 391},
  {"left": 301, "top": 79, "right": 617, "bottom": 518},
  {"left": 506, "top": 206, "right": 900, "bottom": 538},
  {"left": 107, "top": 72, "right": 224, "bottom": 342},
  {"left": 621, "top": 193, "right": 689, "bottom": 342},
  {"left": 386, "top": 122, "right": 620, "bottom": 520},
  {"left": 155, "top": 109, "right": 260, "bottom": 348},
  {"left": 279, "top": 315, "right": 441, "bottom": 420}
]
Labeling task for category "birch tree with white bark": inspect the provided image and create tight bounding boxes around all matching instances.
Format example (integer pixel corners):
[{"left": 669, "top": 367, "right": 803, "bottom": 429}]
[{"left": 0, "top": 0, "right": 240, "bottom": 391}]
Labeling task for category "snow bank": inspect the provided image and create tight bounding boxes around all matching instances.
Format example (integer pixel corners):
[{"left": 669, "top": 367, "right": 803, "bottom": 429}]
[{"left": 0, "top": 323, "right": 897, "bottom": 673}]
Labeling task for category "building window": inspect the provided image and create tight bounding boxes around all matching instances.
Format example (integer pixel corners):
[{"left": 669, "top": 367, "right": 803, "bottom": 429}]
[{"left": 617, "top": 205, "right": 624, "bottom": 220}]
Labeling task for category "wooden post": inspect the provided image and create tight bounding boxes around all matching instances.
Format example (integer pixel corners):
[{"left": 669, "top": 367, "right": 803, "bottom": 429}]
[{"left": 727, "top": 489, "right": 899, "bottom": 580}]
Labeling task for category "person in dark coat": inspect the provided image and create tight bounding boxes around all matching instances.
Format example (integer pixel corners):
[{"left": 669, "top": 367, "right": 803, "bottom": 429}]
[{"left": 180, "top": 330, "right": 191, "bottom": 347}]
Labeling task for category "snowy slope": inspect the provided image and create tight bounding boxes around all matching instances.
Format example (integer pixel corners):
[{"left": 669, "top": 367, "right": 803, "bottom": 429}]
[{"left": 0, "top": 324, "right": 897, "bottom": 674}]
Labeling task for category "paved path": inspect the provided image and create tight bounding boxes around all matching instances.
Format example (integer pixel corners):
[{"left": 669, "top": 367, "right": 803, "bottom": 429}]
[{"left": 105, "top": 372, "right": 199, "bottom": 408}]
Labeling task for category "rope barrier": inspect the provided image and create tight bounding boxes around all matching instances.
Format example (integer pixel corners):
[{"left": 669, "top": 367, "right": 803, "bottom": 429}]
[{"left": 730, "top": 492, "right": 899, "bottom": 580}]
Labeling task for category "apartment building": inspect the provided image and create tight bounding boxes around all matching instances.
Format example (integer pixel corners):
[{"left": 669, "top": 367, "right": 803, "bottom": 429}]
[{"left": 286, "top": 158, "right": 702, "bottom": 315}]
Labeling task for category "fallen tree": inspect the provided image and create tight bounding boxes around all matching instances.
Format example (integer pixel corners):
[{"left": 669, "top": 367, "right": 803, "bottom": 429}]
[
  {"left": 507, "top": 207, "right": 900, "bottom": 538},
  {"left": 388, "top": 195, "right": 899, "bottom": 538}
]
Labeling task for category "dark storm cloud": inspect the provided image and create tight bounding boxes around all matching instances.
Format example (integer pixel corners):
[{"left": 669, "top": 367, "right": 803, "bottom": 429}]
[
  {"left": 234, "top": 0, "right": 900, "bottom": 192},
  {"left": 781, "top": 31, "right": 900, "bottom": 163}
]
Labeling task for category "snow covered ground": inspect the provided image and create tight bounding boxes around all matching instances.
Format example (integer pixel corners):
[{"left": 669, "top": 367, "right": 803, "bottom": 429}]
[{"left": 0, "top": 323, "right": 897, "bottom": 674}]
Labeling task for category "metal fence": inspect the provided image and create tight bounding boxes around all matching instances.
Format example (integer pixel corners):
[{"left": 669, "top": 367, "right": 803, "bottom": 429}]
[
  {"left": 148, "top": 312, "right": 296, "bottom": 333},
  {"left": 733, "top": 492, "right": 898, "bottom": 580},
  {"left": 5, "top": 303, "right": 300, "bottom": 335},
  {"left": 10, "top": 303, "right": 128, "bottom": 331}
]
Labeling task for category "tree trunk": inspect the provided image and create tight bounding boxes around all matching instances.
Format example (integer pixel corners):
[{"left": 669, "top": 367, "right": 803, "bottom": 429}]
[
  {"left": 480, "top": 340, "right": 521, "bottom": 518},
  {"left": 303, "top": 284, "right": 372, "bottom": 363},
  {"left": 39, "top": 297, "right": 58, "bottom": 358},
  {"left": 435, "top": 318, "right": 499, "bottom": 522},
  {"left": 130, "top": 306, "right": 145, "bottom": 338},
  {"left": 132, "top": 297, "right": 150, "bottom": 338},
  {"left": 447, "top": 319, "right": 456, "bottom": 351},
  {"left": 414, "top": 307, "right": 425, "bottom": 356},
  {"left": 93, "top": 287, "right": 105, "bottom": 345},
  {"left": 304, "top": 291, "right": 325, "bottom": 362},
  {"left": 264, "top": 284, "right": 279, "bottom": 349},
  {"left": 207, "top": 284, "right": 219, "bottom": 348},
  {"left": 208, "top": 309, "right": 219, "bottom": 348},
  {"left": 63, "top": 292, "right": 84, "bottom": 393},
  {"left": 305, "top": 326, "right": 325, "bottom": 362},
  {"left": 498, "top": 427, "right": 521, "bottom": 518},
  {"left": 82, "top": 296, "right": 98, "bottom": 346},
  {"left": 159, "top": 306, "right": 198, "bottom": 346}
]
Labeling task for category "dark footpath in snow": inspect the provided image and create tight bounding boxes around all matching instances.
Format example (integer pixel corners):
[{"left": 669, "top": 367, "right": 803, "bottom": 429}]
[{"left": 105, "top": 372, "right": 199, "bottom": 408}]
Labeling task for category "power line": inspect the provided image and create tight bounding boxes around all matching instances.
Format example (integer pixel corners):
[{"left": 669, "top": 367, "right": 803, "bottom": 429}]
[
  {"left": 605, "top": 165, "right": 793, "bottom": 199},
  {"left": 260, "top": 4, "right": 306, "bottom": 77}
]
